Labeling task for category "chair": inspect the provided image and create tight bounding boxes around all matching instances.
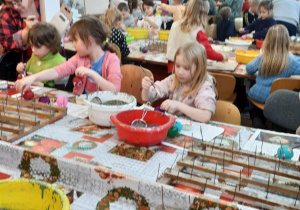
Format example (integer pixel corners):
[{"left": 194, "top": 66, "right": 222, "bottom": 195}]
[
  {"left": 210, "top": 72, "right": 237, "bottom": 103},
  {"left": 109, "top": 43, "right": 121, "bottom": 61},
  {"left": 120, "top": 64, "right": 153, "bottom": 105},
  {"left": 211, "top": 100, "right": 241, "bottom": 125},
  {"left": 249, "top": 77, "right": 300, "bottom": 110},
  {"left": 0, "top": 50, "right": 21, "bottom": 81}
]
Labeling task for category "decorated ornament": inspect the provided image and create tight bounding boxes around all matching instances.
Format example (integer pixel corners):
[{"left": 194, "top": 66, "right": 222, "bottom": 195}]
[
  {"left": 22, "top": 89, "right": 34, "bottom": 100},
  {"left": 241, "top": 35, "right": 247, "bottom": 40},
  {"left": 277, "top": 145, "right": 294, "bottom": 160},
  {"left": 17, "top": 74, "right": 23, "bottom": 80},
  {"left": 72, "top": 76, "right": 84, "bottom": 87},
  {"left": 56, "top": 95, "right": 68, "bottom": 107},
  {"left": 38, "top": 95, "right": 50, "bottom": 104},
  {"left": 154, "top": 106, "right": 165, "bottom": 113}
]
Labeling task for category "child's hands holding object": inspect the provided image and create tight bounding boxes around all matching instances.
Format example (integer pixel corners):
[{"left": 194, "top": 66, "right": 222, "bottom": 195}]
[
  {"left": 160, "top": 99, "right": 180, "bottom": 114},
  {"left": 142, "top": 76, "right": 154, "bottom": 91},
  {"left": 16, "top": 62, "right": 26, "bottom": 74},
  {"left": 75, "top": 66, "right": 93, "bottom": 78}
]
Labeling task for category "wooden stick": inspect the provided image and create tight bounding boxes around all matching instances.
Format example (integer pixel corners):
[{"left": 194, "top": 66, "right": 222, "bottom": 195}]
[
  {"left": 212, "top": 137, "right": 216, "bottom": 154},
  {"left": 170, "top": 154, "right": 178, "bottom": 169},
  {"left": 182, "top": 139, "right": 186, "bottom": 161},
  {"left": 266, "top": 175, "right": 270, "bottom": 199},
  {"left": 220, "top": 132, "right": 224, "bottom": 146},
  {"left": 214, "top": 163, "right": 217, "bottom": 184},
  {"left": 200, "top": 126, "right": 203, "bottom": 142},
  {"left": 190, "top": 158, "right": 196, "bottom": 178},
  {"left": 156, "top": 163, "right": 160, "bottom": 181},
  {"left": 295, "top": 186, "right": 300, "bottom": 206}
]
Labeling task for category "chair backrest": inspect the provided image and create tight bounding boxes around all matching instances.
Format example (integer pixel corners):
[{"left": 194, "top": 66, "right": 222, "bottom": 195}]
[
  {"left": 210, "top": 72, "right": 236, "bottom": 100},
  {"left": 120, "top": 64, "right": 153, "bottom": 104},
  {"left": 211, "top": 100, "right": 241, "bottom": 125},
  {"left": 270, "top": 78, "right": 300, "bottom": 94},
  {"left": 109, "top": 43, "right": 121, "bottom": 61}
]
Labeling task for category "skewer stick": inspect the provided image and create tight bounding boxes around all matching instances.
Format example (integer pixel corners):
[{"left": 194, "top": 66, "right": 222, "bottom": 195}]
[
  {"left": 266, "top": 175, "right": 270, "bottom": 199},
  {"left": 214, "top": 163, "right": 217, "bottom": 184},
  {"left": 231, "top": 141, "right": 234, "bottom": 160},
  {"left": 223, "top": 152, "right": 225, "bottom": 173},
  {"left": 233, "top": 184, "right": 237, "bottom": 201},
  {"left": 191, "top": 133, "right": 194, "bottom": 151},
  {"left": 190, "top": 158, "right": 196, "bottom": 178},
  {"left": 170, "top": 154, "right": 178, "bottom": 169},
  {"left": 200, "top": 126, "right": 203, "bottom": 142},
  {"left": 254, "top": 145, "right": 257, "bottom": 165},
  {"left": 182, "top": 139, "right": 186, "bottom": 161},
  {"left": 247, "top": 156, "right": 250, "bottom": 177},
  {"left": 176, "top": 168, "right": 180, "bottom": 184},
  {"left": 260, "top": 138, "right": 264, "bottom": 155},
  {"left": 156, "top": 163, "right": 160, "bottom": 182},
  {"left": 212, "top": 137, "right": 216, "bottom": 154},
  {"left": 273, "top": 162, "right": 277, "bottom": 183},
  {"left": 220, "top": 131, "right": 224, "bottom": 146},
  {"left": 203, "top": 178, "right": 208, "bottom": 192},
  {"left": 161, "top": 186, "right": 165, "bottom": 210},
  {"left": 239, "top": 169, "right": 242, "bottom": 190},
  {"left": 239, "top": 133, "right": 241, "bottom": 150},
  {"left": 294, "top": 186, "right": 300, "bottom": 206}
]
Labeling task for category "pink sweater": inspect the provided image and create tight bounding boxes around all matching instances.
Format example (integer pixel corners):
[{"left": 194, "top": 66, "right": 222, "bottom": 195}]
[{"left": 54, "top": 51, "right": 121, "bottom": 95}]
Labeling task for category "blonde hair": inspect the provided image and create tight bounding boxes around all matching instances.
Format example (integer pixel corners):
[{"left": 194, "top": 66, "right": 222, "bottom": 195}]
[
  {"left": 172, "top": 42, "right": 215, "bottom": 97},
  {"left": 104, "top": 8, "right": 122, "bottom": 29},
  {"left": 260, "top": 25, "right": 290, "bottom": 77},
  {"left": 180, "top": 0, "right": 209, "bottom": 32}
]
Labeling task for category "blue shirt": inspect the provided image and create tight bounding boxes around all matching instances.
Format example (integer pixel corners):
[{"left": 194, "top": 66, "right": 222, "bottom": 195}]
[
  {"left": 217, "top": 19, "right": 235, "bottom": 41},
  {"left": 246, "top": 54, "right": 300, "bottom": 103},
  {"left": 244, "top": 17, "right": 276, "bottom": 39},
  {"left": 89, "top": 51, "right": 106, "bottom": 82}
]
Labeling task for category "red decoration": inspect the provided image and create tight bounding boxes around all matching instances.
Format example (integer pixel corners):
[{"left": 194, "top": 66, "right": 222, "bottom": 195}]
[
  {"left": 17, "top": 74, "right": 23, "bottom": 80},
  {"left": 22, "top": 89, "right": 34, "bottom": 100},
  {"left": 72, "top": 76, "right": 84, "bottom": 87}
]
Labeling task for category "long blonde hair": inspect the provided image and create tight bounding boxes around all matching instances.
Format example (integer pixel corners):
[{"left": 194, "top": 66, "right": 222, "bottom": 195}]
[
  {"left": 260, "top": 25, "right": 290, "bottom": 77},
  {"left": 104, "top": 8, "right": 122, "bottom": 29},
  {"left": 180, "top": 0, "right": 209, "bottom": 32},
  {"left": 172, "top": 42, "right": 215, "bottom": 97}
]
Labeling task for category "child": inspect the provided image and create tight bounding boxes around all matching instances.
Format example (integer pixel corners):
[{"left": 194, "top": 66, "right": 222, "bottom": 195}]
[
  {"left": 104, "top": 8, "right": 130, "bottom": 57},
  {"left": 131, "top": 0, "right": 142, "bottom": 18},
  {"left": 136, "top": 0, "right": 162, "bottom": 38},
  {"left": 242, "top": 0, "right": 250, "bottom": 12},
  {"left": 239, "top": 0, "right": 276, "bottom": 39},
  {"left": 246, "top": 25, "right": 300, "bottom": 127},
  {"left": 217, "top": 6, "right": 234, "bottom": 41},
  {"left": 142, "top": 42, "right": 216, "bottom": 123},
  {"left": 16, "top": 22, "right": 65, "bottom": 88},
  {"left": 243, "top": 0, "right": 259, "bottom": 27},
  {"left": 166, "top": 0, "right": 223, "bottom": 73},
  {"left": 118, "top": 2, "right": 135, "bottom": 29},
  {"left": 15, "top": 16, "right": 122, "bottom": 95},
  {"left": 158, "top": 0, "right": 185, "bottom": 21}
]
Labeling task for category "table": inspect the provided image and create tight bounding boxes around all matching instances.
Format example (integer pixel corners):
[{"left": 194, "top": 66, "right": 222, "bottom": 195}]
[{"left": 0, "top": 85, "right": 300, "bottom": 209}]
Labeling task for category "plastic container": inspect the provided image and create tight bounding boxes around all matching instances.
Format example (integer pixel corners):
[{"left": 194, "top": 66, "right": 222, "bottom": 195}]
[
  {"left": 127, "top": 28, "right": 149, "bottom": 39},
  {"left": 235, "top": 49, "right": 260, "bottom": 64},
  {"left": 126, "top": 35, "right": 134, "bottom": 44},
  {"left": 256, "top": 39, "right": 264, "bottom": 49},
  {"left": 225, "top": 39, "right": 252, "bottom": 50},
  {"left": 110, "top": 110, "right": 175, "bottom": 146},
  {"left": 229, "top": 36, "right": 254, "bottom": 43},
  {"left": 0, "top": 179, "right": 70, "bottom": 210},
  {"left": 158, "top": 30, "right": 170, "bottom": 41},
  {"left": 83, "top": 91, "right": 137, "bottom": 127}
]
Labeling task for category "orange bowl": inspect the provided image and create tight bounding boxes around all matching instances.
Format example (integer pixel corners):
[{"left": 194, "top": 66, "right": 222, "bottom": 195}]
[
  {"left": 110, "top": 110, "right": 175, "bottom": 146},
  {"left": 256, "top": 39, "right": 264, "bottom": 48}
]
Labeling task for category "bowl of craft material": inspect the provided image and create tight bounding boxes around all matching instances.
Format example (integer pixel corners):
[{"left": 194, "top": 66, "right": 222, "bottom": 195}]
[
  {"left": 0, "top": 179, "right": 70, "bottom": 210},
  {"left": 235, "top": 49, "right": 260, "bottom": 64},
  {"left": 255, "top": 39, "right": 264, "bottom": 49},
  {"left": 127, "top": 28, "right": 149, "bottom": 39},
  {"left": 84, "top": 91, "right": 137, "bottom": 127},
  {"left": 126, "top": 35, "right": 134, "bottom": 44},
  {"left": 229, "top": 36, "right": 254, "bottom": 43},
  {"left": 211, "top": 44, "right": 233, "bottom": 58},
  {"left": 110, "top": 110, "right": 175, "bottom": 146},
  {"left": 158, "top": 30, "right": 170, "bottom": 41},
  {"left": 225, "top": 39, "right": 252, "bottom": 50}
]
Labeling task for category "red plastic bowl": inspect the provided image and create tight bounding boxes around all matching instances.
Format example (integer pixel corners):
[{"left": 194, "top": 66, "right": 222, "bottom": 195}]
[
  {"left": 110, "top": 110, "right": 175, "bottom": 147},
  {"left": 256, "top": 39, "right": 264, "bottom": 48}
]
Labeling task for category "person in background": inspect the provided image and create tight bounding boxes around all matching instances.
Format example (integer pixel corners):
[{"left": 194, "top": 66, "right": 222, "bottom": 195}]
[
  {"left": 118, "top": 2, "right": 135, "bottom": 29},
  {"left": 208, "top": 0, "right": 217, "bottom": 15},
  {"left": 131, "top": 0, "right": 142, "bottom": 18},
  {"left": 15, "top": 16, "right": 122, "bottom": 95},
  {"left": 239, "top": 0, "right": 276, "bottom": 39},
  {"left": 215, "top": 0, "right": 243, "bottom": 21},
  {"left": 157, "top": 0, "right": 185, "bottom": 21},
  {"left": 246, "top": 25, "right": 300, "bottom": 128},
  {"left": 110, "top": 0, "right": 126, "bottom": 8},
  {"left": 0, "top": 0, "right": 37, "bottom": 52},
  {"left": 142, "top": 42, "right": 216, "bottom": 123},
  {"left": 166, "top": 0, "right": 223, "bottom": 73},
  {"left": 273, "top": 0, "right": 300, "bottom": 36},
  {"left": 242, "top": 0, "right": 250, "bottom": 12},
  {"left": 243, "top": 0, "right": 259, "bottom": 27},
  {"left": 217, "top": 6, "right": 234, "bottom": 41},
  {"left": 16, "top": 23, "right": 65, "bottom": 88},
  {"left": 104, "top": 8, "right": 130, "bottom": 57}
]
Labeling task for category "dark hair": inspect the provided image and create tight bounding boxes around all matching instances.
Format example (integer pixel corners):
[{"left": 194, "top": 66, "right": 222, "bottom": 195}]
[
  {"left": 259, "top": 0, "right": 273, "bottom": 11},
  {"left": 28, "top": 22, "right": 61, "bottom": 54},
  {"left": 132, "top": 0, "right": 138, "bottom": 10},
  {"left": 118, "top": 2, "right": 129, "bottom": 12},
  {"left": 143, "top": 0, "right": 156, "bottom": 15},
  {"left": 220, "top": 6, "right": 231, "bottom": 20},
  {"left": 69, "top": 16, "right": 115, "bottom": 53}
]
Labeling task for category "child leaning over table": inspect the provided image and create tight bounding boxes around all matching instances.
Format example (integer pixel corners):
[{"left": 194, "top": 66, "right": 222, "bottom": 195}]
[
  {"left": 118, "top": 2, "right": 135, "bottom": 29},
  {"left": 217, "top": 6, "right": 234, "bottom": 41},
  {"left": 142, "top": 42, "right": 216, "bottom": 123},
  {"left": 16, "top": 22, "right": 65, "bottom": 88}
]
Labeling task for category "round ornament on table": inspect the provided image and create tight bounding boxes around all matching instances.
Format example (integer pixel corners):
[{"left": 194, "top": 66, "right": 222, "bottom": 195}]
[
  {"left": 56, "top": 95, "right": 68, "bottom": 107},
  {"left": 38, "top": 95, "right": 50, "bottom": 104}
]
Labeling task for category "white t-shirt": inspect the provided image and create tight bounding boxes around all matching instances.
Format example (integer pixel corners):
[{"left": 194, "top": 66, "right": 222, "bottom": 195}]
[{"left": 142, "top": 14, "right": 162, "bottom": 38}]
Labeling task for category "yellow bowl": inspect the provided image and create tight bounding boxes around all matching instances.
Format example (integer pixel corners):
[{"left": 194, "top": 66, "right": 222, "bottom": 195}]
[
  {"left": 156, "top": 9, "right": 162, "bottom": 15},
  {"left": 127, "top": 28, "right": 149, "bottom": 39},
  {"left": 229, "top": 36, "right": 254, "bottom": 43},
  {"left": 158, "top": 30, "right": 170, "bottom": 41},
  {"left": 0, "top": 179, "right": 70, "bottom": 210},
  {"left": 235, "top": 49, "right": 260, "bottom": 64}
]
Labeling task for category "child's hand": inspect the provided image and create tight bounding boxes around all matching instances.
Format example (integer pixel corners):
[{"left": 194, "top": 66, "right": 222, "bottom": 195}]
[
  {"left": 160, "top": 99, "right": 180, "bottom": 114},
  {"left": 239, "top": 28, "right": 244, "bottom": 34},
  {"left": 246, "top": 34, "right": 253, "bottom": 39},
  {"left": 75, "top": 67, "right": 92, "bottom": 78},
  {"left": 120, "top": 23, "right": 127, "bottom": 32},
  {"left": 142, "top": 76, "right": 154, "bottom": 90},
  {"left": 15, "top": 75, "right": 36, "bottom": 93},
  {"left": 16, "top": 62, "right": 26, "bottom": 74}
]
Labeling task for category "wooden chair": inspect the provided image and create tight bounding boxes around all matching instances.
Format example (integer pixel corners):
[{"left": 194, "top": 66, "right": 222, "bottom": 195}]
[
  {"left": 210, "top": 72, "right": 237, "bottom": 103},
  {"left": 120, "top": 64, "right": 153, "bottom": 105},
  {"left": 249, "top": 77, "right": 300, "bottom": 110},
  {"left": 109, "top": 43, "right": 121, "bottom": 61},
  {"left": 211, "top": 100, "right": 241, "bottom": 125}
]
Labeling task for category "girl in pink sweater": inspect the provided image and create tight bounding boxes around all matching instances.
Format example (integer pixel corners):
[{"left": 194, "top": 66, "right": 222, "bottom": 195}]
[
  {"left": 142, "top": 42, "right": 216, "bottom": 123},
  {"left": 15, "top": 16, "right": 122, "bottom": 95}
]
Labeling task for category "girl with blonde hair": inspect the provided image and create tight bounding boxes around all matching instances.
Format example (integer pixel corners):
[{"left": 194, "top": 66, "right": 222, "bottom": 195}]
[
  {"left": 166, "top": 0, "right": 223, "bottom": 73},
  {"left": 246, "top": 24, "right": 300, "bottom": 128},
  {"left": 104, "top": 7, "right": 130, "bottom": 57},
  {"left": 142, "top": 41, "right": 216, "bottom": 123}
]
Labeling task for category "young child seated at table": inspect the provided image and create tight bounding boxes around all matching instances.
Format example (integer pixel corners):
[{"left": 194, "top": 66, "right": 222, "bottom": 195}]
[
  {"left": 16, "top": 23, "right": 65, "bottom": 88},
  {"left": 136, "top": 0, "right": 162, "bottom": 38},
  {"left": 142, "top": 42, "right": 216, "bottom": 123},
  {"left": 104, "top": 7, "right": 130, "bottom": 57},
  {"left": 131, "top": 0, "right": 142, "bottom": 18},
  {"left": 243, "top": 0, "right": 259, "bottom": 27},
  {"left": 239, "top": 0, "right": 276, "bottom": 39},
  {"left": 246, "top": 25, "right": 300, "bottom": 128},
  {"left": 15, "top": 16, "right": 122, "bottom": 95},
  {"left": 118, "top": 2, "right": 135, "bottom": 29},
  {"left": 217, "top": 6, "right": 234, "bottom": 41}
]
